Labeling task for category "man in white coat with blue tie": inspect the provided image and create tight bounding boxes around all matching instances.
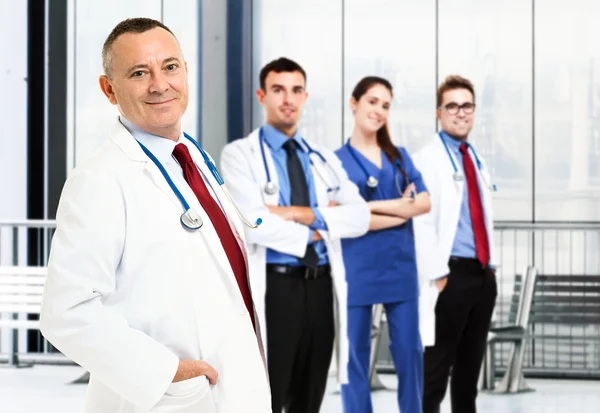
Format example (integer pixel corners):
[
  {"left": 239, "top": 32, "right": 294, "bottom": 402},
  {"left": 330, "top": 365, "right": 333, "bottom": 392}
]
[
  {"left": 40, "top": 17, "right": 270, "bottom": 413},
  {"left": 220, "top": 57, "right": 370, "bottom": 413},
  {"left": 413, "top": 75, "right": 498, "bottom": 413}
]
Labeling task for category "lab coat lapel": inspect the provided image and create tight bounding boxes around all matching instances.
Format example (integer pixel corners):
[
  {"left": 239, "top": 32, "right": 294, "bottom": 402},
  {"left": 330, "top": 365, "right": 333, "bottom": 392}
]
[
  {"left": 434, "top": 136, "right": 465, "bottom": 206},
  {"left": 110, "top": 122, "right": 183, "bottom": 211},
  {"left": 249, "top": 128, "right": 280, "bottom": 206},
  {"left": 144, "top": 163, "right": 186, "bottom": 210},
  {"left": 305, "top": 142, "right": 330, "bottom": 208},
  {"left": 478, "top": 162, "right": 493, "bottom": 221},
  {"left": 311, "top": 162, "right": 329, "bottom": 208},
  {"left": 434, "top": 134, "right": 463, "bottom": 217}
]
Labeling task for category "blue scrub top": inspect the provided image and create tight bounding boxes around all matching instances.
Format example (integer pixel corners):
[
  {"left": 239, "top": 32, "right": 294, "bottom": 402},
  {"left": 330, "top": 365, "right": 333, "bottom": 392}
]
[{"left": 335, "top": 144, "right": 428, "bottom": 306}]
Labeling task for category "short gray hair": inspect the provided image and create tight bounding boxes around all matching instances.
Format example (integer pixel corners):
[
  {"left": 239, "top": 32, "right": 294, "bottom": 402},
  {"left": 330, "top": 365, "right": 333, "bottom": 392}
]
[{"left": 102, "top": 17, "right": 176, "bottom": 78}]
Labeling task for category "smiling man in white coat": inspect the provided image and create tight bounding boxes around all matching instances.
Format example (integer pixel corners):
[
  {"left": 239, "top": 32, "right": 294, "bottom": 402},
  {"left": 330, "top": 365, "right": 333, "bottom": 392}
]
[
  {"left": 220, "top": 57, "right": 370, "bottom": 413},
  {"left": 412, "top": 75, "right": 498, "bottom": 413},
  {"left": 39, "top": 18, "right": 270, "bottom": 413}
]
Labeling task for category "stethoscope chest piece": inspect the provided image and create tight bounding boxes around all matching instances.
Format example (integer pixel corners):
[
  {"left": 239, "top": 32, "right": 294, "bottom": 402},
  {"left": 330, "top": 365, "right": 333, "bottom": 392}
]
[
  {"left": 180, "top": 208, "right": 203, "bottom": 230},
  {"left": 453, "top": 172, "right": 464, "bottom": 182},
  {"left": 366, "top": 176, "right": 379, "bottom": 188},
  {"left": 264, "top": 181, "right": 278, "bottom": 195}
]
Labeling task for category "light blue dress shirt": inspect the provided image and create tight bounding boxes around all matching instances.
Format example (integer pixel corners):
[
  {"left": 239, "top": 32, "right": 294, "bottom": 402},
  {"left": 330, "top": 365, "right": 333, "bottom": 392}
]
[
  {"left": 440, "top": 131, "right": 491, "bottom": 262},
  {"left": 262, "top": 124, "right": 329, "bottom": 266}
]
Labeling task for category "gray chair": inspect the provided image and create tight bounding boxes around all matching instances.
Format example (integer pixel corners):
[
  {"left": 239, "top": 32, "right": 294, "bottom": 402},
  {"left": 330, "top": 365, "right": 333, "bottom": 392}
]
[{"left": 482, "top": 266, "right": 538, "bottom": 393}]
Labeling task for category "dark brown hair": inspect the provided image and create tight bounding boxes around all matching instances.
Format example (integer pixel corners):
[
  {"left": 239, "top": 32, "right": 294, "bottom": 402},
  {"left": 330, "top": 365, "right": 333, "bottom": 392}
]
[
  {"left": 102, "top": 18, "right": 177, "bottom": 78},
  {"left": 259, "top": 57, "right": 307, "bottom": 90},
  {"left": 351, "top": 76, "right": 407, "bottom": 181},
  {"left": 436, "top": 75, "right": 475, "bottom": 107}
]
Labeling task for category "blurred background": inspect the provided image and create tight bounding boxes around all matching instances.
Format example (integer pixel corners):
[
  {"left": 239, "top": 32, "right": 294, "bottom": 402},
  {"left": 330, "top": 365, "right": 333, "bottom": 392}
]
[{"left": 3, "top": 0, "right": 600, "bottom": 411}]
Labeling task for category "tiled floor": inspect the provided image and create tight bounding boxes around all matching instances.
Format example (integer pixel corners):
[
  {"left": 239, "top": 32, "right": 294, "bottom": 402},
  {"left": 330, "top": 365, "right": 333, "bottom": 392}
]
[{"left": 1, "top": 365, "right": 600, "bottom": 412}]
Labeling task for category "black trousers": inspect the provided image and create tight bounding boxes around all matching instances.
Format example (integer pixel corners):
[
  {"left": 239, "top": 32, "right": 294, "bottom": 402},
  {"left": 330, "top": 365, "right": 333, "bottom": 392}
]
[
  {"left": 423, "top": 258, "right": 497, "bottom": 413},
  {"left": 265, "top": 266, "right": 335, "bottom": 413}
]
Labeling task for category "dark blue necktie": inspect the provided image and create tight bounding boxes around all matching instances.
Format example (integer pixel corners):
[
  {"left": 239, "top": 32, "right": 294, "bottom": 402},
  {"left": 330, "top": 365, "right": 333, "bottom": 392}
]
[{"left": 283, "top": 139, "right": 319, "bottom": 269}]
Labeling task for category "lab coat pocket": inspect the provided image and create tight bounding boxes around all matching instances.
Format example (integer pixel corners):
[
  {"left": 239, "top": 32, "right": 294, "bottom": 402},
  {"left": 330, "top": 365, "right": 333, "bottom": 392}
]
[
  {"left": 202, "top": 314, "right": 271, "bottom": 411},
  {"left": 150, "top": 376, "right": 216, "bottom": 413},
  {"left": 419, "top": 284, "right": 438, "bottom": 347},
  {"left": 165, "top": 376, "right": 209, "bottom": 397}
]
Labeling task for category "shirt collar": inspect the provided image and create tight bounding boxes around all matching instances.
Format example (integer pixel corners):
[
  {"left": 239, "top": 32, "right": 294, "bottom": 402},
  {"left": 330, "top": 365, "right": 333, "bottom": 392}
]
[
  {"left": 439, "top": 130, "right": 466, "bottom": 154},
  {"left": 119, "top": 115, "right": 184, "bottom": 165},
  {"left": 262, "top": 123, "right": 305, "bottom": 152}
]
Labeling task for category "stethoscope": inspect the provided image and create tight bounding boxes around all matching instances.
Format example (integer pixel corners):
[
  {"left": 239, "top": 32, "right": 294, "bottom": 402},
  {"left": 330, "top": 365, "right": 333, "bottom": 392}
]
[
  {"left": 438, "top": 133, "right": 497, "bottom": 192},
  {"left": 259, "top": 128, "right": 341, "bottom": 197},
  {"left": 136, "top": 133, "right": 262, "bottom": 231},
  {"left": 345, "top": 140, "right": 415, "bottom": 199}
]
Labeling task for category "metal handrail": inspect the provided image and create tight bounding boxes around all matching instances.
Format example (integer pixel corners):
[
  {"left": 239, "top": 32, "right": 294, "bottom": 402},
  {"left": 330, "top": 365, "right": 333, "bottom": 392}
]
[
  {"left": 495, "top": 222, "right": 600, "bottom": 230},
  {"left": 5, "top": 219, "right": 600, "bottom": 230},
  {"left": 0, "top": 219, "right": 56, "bottom": 227}
]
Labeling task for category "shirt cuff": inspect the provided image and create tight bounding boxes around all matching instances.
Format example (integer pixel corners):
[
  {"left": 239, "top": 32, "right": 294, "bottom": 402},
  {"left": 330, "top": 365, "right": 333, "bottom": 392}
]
[{"left": 310, "top": 207, "right": 328, "bottom": 230}]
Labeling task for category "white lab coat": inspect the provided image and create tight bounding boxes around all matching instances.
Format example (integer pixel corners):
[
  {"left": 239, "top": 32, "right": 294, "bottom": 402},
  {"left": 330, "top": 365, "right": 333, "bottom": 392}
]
[
  {"left": 412, "top": 134, "right": 497, "bottom": 347},
  {"left": 40, "top": 121, "right": 271, "bottom": 413},
  {"left": 219, "top": 128, "right": 370, "bottom": 384}
]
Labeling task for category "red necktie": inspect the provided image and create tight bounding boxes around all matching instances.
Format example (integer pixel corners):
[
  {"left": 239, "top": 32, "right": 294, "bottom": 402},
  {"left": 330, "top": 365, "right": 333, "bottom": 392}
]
[
  {"left": 172, "top": 143, "right": 255, "bottom": 329},
  {"left": 459, "top": 143, "right": 490, "bottom": 266}
]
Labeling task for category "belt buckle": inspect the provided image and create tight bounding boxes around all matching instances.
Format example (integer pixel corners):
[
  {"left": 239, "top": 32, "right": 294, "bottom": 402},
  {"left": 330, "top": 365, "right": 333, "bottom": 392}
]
[{"left": 304, "top": 267, "right": 317, "bottom": 280}]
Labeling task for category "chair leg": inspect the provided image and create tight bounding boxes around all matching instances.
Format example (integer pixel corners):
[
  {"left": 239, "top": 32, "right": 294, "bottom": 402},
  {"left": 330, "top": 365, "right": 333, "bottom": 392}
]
[
  {"left": 492, "top": 339, "right": 534, "bottom": 394},
  {"left": 508, "top": 339, "right": 533, "bottom": 393},
  {"left": 0, "top": 324, "right": 32, "bottom": 369},
  {"left": 8, "top": 325, "right": 19, "bottom": 367},
  {"left": 369, "top": 304, "right": 390, "bottom": 391},
  {"left": 481, "top": 341, "right": 496, "bottom": 391},
  {"left": 0, "top": 313, "right": 33, "bottom": 369},
  {"left": 70, "top": 371, "right": 90, "bottom": 385}
]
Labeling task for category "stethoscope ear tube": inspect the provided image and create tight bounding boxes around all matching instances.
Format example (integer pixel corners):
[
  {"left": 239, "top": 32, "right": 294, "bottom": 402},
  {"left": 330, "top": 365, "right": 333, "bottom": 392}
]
[
  {"left": 184, "top": 133, "right": 262, "bottom": 228},
  {"left": 260, "top": 129, "right": 340, "bottom": 195},
  {"left": 221, "top": 186, "right": 262, "bottom": 228},
  {"left": 138, "top": 133, "right": 262, "bottom": 231},
  {"left": 438, "top": 133, "right": 497, "bottom": 192}
]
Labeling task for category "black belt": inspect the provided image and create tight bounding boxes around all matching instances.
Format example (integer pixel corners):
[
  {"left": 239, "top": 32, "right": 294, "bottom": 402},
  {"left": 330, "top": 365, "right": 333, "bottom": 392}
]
[
  {"left": 449, "top": 256, "right": 490, "bottom": 271},
  {"left": 267, "top": 263, "right": 331, "bottom": 280}
]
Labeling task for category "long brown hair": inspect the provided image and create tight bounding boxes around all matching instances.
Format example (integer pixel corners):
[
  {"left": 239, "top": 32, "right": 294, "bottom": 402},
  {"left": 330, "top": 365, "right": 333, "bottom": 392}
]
[{"left": 351, "top": 76, "right": 407, "bottom": 182}]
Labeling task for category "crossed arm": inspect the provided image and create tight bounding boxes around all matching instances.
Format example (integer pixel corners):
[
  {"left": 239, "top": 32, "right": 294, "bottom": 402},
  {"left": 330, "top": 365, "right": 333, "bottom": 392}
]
[
  {"left": 266, "top": 204, "right": 334, "bottom": 242},
  {"left": 367, "top": 183, "right": 432, "bottom": 231},
  {"left": 269, "top": 182, "right": 432, "bottom": 234}
]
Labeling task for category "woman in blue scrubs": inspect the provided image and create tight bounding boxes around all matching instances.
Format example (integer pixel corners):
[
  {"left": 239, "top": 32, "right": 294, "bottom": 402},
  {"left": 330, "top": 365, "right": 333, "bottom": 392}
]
[{"left": 335, "top": 76, "right": 432, "bottom": 413}]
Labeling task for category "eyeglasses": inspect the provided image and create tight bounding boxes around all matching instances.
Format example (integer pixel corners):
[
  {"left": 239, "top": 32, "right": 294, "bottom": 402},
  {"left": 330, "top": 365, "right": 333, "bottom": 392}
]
[{"left": 439, "top": 102, "right": 476, "bottom": 115}]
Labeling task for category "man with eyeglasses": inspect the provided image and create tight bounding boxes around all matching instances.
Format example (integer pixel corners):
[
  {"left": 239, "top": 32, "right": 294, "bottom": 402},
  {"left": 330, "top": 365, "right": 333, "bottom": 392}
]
[{"left": 412, "top": 75, "right": 498, "bottom": 413}]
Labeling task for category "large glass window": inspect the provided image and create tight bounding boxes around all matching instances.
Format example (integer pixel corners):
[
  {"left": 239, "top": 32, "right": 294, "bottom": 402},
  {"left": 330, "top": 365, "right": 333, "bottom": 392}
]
[
  {"left": 343, "top": 0, "right": 436, "bottom": 154},
  {"left": 439, "top": 0, "right": 533, "bottom": 221},
  {"left": 535, "top": 0, "right": 600, "bottom": 221},
  {"left": 252, "top": 0, "right": 343, "bottom": 150}
]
